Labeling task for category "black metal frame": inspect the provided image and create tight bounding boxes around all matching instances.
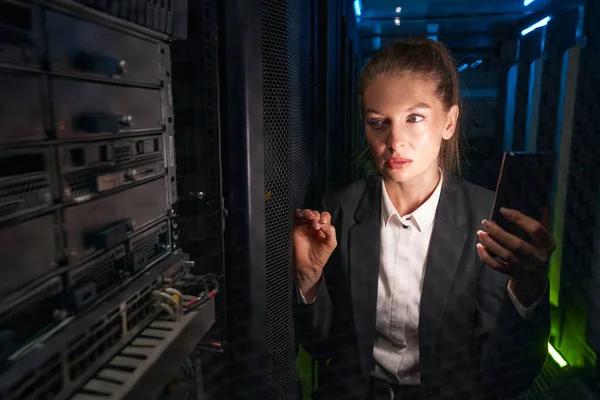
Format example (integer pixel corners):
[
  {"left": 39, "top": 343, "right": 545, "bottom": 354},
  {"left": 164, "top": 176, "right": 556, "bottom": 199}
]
[
  {"left": 218, "top": 0, "right": 268, "bottom": 398},
  {"left": 170, "top": 0, "right": 228, "bottom": 396}
]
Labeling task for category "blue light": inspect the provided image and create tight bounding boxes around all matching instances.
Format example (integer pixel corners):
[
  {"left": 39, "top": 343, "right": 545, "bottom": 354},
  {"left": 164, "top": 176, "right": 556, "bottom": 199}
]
[
  {"left": 354, "top": 0, "right": 362, "bottom": 17},
  {"left": 524, "top": 0, "right": 535, "bottom": 6},
  {"left": 426, "top": 24, "right": 439, "bottom": 42},
  {"left": 458, "top": 64, "right": 468, "bottom": 72},
  {"left": 373, "top": 36, "right": 382, "bottom": 50},
  {"left": 521, "top": 16, "right": 551, "bottom": 36},
  {"left": 470, "top": 60, "right": 482, "bottom": 68}
]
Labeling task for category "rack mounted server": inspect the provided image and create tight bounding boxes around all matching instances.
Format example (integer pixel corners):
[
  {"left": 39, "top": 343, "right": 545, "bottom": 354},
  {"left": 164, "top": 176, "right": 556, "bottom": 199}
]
[{"left": 0, "top": 1, "right": 211, "bottom": 399}]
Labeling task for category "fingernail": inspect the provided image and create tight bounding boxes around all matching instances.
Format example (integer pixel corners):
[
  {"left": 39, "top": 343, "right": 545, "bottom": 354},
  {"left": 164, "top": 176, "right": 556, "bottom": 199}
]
[
  {"left": 476, "top": 243, "right": 484, "bottom": 249},
  {"left": 477, "top": 230, "right": 486, "bottom": 237},
  {"left": 481, "top": 219, "right": 489, "bottom": 227},
  {"left": 500, "top": 207, "right": 510, "bottom": 215},
  {"left": 314, "top": 223, "right": 322, "bottom": 230}
]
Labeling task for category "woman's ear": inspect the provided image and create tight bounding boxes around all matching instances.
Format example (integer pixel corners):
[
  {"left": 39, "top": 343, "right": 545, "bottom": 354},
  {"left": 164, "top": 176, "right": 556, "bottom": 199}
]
[{"left": 442, "top": 105, "right": 459, "bottom": 140}]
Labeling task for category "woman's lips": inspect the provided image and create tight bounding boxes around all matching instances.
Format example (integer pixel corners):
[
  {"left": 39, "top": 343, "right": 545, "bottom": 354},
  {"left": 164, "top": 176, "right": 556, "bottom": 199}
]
[{"left": 386, "top": 157, "right": 413, "bottom": 169}]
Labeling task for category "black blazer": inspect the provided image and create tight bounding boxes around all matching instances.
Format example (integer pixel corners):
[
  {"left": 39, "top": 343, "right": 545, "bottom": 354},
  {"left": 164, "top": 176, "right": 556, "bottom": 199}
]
[{"left": 294, "top": 175, "right": 550, "bottom": 400}]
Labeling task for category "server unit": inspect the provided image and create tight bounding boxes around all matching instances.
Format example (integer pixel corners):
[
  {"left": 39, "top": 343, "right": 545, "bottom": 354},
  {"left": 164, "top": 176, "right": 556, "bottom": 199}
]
[{"left": 0, "top": 1, "right": 214, "bottom": 399}]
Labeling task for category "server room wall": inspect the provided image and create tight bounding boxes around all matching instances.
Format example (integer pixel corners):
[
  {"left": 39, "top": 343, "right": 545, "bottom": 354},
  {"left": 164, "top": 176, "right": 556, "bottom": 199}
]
[
  {"left": 0, "top": 1, "right": 218, "bottom": 400},
  {"left": 555, "top": 0, "right": 600, "bottom": 375},
  {"left": 493, "top": 0, "right": 600, "bottom": 396}
]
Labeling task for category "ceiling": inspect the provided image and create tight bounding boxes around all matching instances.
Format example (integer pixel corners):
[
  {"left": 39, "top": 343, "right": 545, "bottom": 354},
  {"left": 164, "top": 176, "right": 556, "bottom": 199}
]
[{"left": 357, "top": 0, "right": 556, "bottom": 56}]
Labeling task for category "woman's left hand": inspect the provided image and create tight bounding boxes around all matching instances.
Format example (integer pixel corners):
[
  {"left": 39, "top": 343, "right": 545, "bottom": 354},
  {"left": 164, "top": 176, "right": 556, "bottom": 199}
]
[{"left": 476, "top": 208, "right": 556, "bottom": 300}]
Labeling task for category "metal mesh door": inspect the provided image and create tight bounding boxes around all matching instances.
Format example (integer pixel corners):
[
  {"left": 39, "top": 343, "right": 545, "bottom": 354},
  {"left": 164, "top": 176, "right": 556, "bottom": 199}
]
[{"left": 262, "top": 0, "right": 319, "bottom": 398}]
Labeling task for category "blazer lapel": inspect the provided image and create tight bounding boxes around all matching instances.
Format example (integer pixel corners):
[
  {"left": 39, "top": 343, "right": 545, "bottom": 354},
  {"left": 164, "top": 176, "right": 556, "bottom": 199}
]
[
  {"left": 348, "top": 177, "right": 382, "bottom": 375},
  {"left": 419, "top": 179, "right": 470, "bottom": 347}
]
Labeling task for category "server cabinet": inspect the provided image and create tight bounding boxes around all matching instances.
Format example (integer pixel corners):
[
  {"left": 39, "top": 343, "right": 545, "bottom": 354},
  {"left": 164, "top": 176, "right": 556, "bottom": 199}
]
[{"left": 0, "top": 1, "right": 215, "bottom": 400}]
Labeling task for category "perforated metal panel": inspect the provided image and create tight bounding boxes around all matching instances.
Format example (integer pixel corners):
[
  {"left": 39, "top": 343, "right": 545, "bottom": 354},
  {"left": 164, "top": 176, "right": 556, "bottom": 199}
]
[{"left": 262, "top": 0, "right": 319, "bottom": 398}]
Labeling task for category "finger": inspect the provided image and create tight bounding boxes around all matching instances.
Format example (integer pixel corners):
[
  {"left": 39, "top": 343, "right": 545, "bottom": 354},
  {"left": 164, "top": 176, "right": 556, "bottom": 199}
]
[
  {"left": 302, "top": 209, "right": 316, "bottom": 221},
  {"left": 294, "top": 209, "right": 314, "bottom": 227},
  {"left": 299, "top": 209, "right": 322, "bottom": 229},
  {"left": 320, "top": 211, "right": 331, "bottom": 225},
  {"left": 293, "top": 209, "right": 304, "bottom": 224},
  {"left": 309, "top": 211, "right": 322, "bottom": 230},
  {"left": 311, "top": 210, "right": 321, "bottom": 222},
  {"left": 499, "top": 208, "right": 554, "bottom": 247},
  {"left": 482, "top": 219, "right": 538, "bottom": 260},
  {"left": 320, "top": 224, "right": 337, "bottom": 247},
  {"left": 541, "top": 204, "right": 550, "bottom": 230},
  {"left": 477, "top": 231, "right": 520, "bottom": 264},
  {"left": 477, "top": 243, "right": 511, "bottom": 274},
  {"left": 483, "top": 218, "right": 552, "bottom": 266}
]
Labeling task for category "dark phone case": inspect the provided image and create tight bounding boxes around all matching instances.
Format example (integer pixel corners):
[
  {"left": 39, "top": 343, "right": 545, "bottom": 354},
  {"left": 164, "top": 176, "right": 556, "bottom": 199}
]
[{"left": 490, "top": 151, "right": 556, "bottom": 242}]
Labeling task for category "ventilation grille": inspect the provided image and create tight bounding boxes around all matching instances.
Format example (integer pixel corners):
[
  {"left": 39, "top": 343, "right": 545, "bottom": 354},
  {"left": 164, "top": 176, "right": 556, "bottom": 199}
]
[
  {"left": 3, "top": 280, "right": 159, "bottom": 400},
  {"left": 73, "top": 0, "right": 188, "bottom": 39},
  {"left": 262, "top": 0, "right": 319, "bottom": 398}
]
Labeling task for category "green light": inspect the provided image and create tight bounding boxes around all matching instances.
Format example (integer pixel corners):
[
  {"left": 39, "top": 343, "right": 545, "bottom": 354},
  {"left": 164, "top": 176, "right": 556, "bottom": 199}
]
[{"left": 548, "top": 342, "right": 568, "bottom": 367}]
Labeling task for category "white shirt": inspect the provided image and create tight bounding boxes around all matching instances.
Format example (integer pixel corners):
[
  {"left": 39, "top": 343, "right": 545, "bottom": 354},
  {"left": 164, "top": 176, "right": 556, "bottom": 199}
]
[
  {"left": 299, "top": 176, "right": 543, "bottom": 385},
  {"left": 371, "top": 176, "right": 443, "bottom": 385}
]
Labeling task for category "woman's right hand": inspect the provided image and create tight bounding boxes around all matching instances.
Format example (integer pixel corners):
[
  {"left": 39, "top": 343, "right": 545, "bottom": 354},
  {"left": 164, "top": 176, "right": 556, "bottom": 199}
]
[{"left": 293, "top": 209, "right": 337, "bottom": 299}]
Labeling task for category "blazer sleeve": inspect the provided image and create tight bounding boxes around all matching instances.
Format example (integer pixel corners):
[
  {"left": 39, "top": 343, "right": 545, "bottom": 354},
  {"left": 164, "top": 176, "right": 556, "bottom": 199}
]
[
  {"left": 293, "top": 196, "right": 340, "bottom": 361},
  {"left": 475, "top": 262, "right": 551, "bottom": 398}
]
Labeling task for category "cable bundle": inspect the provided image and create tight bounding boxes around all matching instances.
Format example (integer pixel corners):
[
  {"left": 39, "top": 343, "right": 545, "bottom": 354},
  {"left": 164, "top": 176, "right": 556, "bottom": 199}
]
[{"left": 154, "top": 273, "right": 221, "bottom": 320}]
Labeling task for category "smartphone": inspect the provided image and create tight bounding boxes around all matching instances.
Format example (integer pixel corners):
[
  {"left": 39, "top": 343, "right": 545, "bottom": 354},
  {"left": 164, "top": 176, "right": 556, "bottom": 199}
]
[{"left": 490, "top": 151, "right": 556, "bottom": 242}]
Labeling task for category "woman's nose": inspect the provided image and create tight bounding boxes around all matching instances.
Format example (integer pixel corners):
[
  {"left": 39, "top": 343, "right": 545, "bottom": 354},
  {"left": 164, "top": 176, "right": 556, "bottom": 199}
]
[{"left": 386, "top": 125, "right": 408, "bottom": 150}]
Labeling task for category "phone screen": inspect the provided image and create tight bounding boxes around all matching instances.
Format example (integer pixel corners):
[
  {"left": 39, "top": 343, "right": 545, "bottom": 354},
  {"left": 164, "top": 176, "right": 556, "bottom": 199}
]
[{"left": 490, "top": 151, "right": 556, "bottom": 242}]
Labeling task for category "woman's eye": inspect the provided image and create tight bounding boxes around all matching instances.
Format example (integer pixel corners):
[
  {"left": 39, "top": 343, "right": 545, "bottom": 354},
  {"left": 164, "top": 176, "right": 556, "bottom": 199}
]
[
  {"left": 368, "top": 119, "right": 386, "bottom": 129},
  {"left": 407, "top": 114, "right": 424, "bottom": 123}
]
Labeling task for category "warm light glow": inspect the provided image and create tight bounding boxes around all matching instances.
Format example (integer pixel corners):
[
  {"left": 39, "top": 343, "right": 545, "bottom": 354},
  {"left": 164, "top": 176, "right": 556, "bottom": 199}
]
[{"left": 395, "top": 7, "right": 402, "bottom": 13}]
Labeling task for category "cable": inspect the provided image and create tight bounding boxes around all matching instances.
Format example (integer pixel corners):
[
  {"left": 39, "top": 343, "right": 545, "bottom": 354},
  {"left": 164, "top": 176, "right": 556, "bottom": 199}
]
[
  {"left": 153, "top": 290, "right": 179, "bottom": 308},
  {"left": 160, "top": 303, "right": 177, "bottom": 321},
  {"left": 182, "top": 273, "right": 222, "bottom": 293},
  {"left": 164, "top": 287, "right": 183, "bottom": 299},
  {"left": 164, "top": 288, "right": 184, "bottom": 316},
  {"left": 153, "top": 290, "right": 181, "bottom": 321},
  {"left": 184, "top": 289, "right": 218, "bottom": 312},
  {"left": 195, "top": 340, "right": 225, "bottom": 354},
  {"left": 158, "top": 273, "right": 221, "bottom": 317}
]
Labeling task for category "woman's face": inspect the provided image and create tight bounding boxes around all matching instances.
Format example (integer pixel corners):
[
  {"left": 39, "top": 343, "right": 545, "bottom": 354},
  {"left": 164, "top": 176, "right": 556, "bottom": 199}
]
[{"left": 363, "top": 74, "right": 458, "bottom": 185}]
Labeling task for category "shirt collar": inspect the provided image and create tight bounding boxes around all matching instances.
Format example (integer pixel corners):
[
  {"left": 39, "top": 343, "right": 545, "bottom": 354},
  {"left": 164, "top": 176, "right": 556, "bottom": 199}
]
[{"left": 381, "top": 173, "right": 444, "bottom": 231}]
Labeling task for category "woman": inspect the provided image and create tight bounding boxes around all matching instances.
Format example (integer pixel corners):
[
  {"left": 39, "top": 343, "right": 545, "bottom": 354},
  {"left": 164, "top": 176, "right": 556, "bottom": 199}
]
[{"left": 293, "top": 38, "right": 554, "bottom": 400}]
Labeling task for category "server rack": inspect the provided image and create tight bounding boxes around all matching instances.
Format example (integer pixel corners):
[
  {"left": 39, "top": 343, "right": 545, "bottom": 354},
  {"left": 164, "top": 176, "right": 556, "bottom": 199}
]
[{"left": 0, "top": 1, "right": 215, "bottom": 399}]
